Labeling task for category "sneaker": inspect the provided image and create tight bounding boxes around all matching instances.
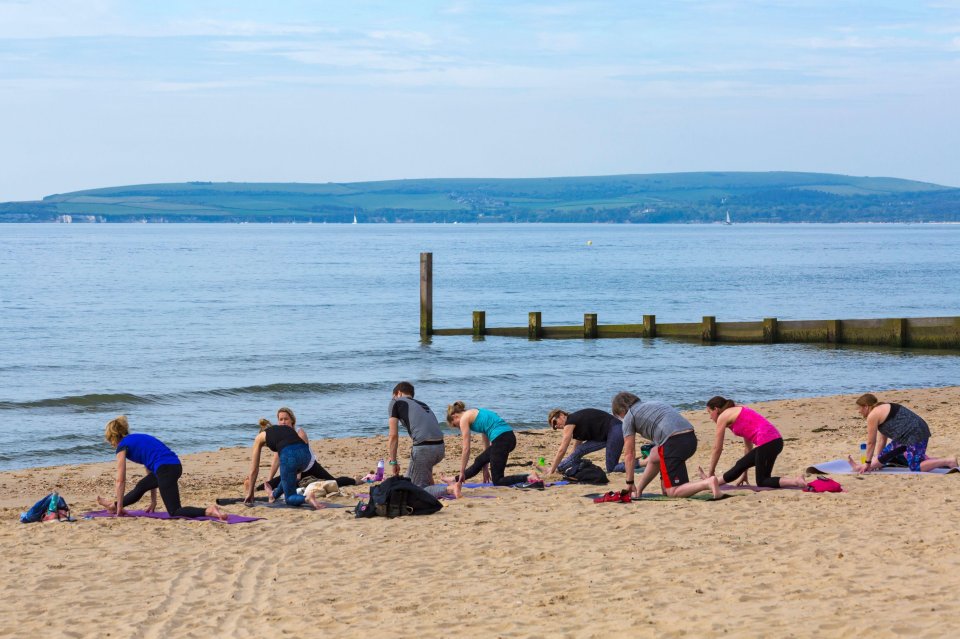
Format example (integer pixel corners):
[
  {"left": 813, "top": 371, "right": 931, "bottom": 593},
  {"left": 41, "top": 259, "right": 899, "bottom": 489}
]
[
  {"left": 518, "top": 480, "right": 545, "bottom": 490},
  {"left": 593, "top": 491, "right": 620, "bottom": 503},
  {"left": 618, "top": 489, "right": 632, "bottom": 504}
]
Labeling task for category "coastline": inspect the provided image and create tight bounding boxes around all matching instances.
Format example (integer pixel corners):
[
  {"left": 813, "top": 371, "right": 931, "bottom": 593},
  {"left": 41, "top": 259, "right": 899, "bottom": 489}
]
[{"left": 2, "top": 386, "right": 959, "bottom": 637}]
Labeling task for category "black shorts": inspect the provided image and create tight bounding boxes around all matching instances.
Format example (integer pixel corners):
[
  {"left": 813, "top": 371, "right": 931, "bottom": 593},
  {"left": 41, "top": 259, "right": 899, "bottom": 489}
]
[{"left": 658, "top": 431, "right": 697, "bottom": 489}]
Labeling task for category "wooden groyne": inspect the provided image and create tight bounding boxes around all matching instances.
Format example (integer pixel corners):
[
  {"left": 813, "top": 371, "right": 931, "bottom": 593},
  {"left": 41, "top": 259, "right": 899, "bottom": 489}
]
[{"left": 418, "top": 253, "right": 960, "bottom": 349}]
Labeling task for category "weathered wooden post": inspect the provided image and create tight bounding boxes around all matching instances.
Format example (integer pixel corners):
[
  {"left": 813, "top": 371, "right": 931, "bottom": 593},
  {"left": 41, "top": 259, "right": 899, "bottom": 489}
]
[
  {"left": 420, "top": 252, "right": 432, "bottom": 340},
  {"left": 886, "top": 318, "right": 907, "bottom": 347},
  {"left": 702, "top": 316, "right": 716, "bottom": 342},
  {"left": 642, "top": 314, "right": 656, "bottom": 338},
  {"left": 584, "top": 313, "right": 598, "bottom": 339},
  {"left": 528, "top": 312, "right": 542, "bottom": 340},
  {"left": 472, "top": 311, "right": 486, "bottom": 338},
  {"left": 827, "top": 320, "right": 841, "bottom": 344},
  {"left": 762, "top": 317, "right": 778, "bottom": 344}
]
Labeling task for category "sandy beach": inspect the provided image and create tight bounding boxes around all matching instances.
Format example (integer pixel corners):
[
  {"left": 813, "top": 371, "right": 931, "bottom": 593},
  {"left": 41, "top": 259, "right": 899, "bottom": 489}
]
[{"left": 2, "top": 387, "right": 959, "bottom": 638}]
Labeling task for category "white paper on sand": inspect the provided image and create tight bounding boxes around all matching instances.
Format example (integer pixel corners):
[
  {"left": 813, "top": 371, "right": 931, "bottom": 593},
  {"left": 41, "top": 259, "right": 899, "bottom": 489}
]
[{"left": 806, "top": 458, "right": 960, "bottom": 475}]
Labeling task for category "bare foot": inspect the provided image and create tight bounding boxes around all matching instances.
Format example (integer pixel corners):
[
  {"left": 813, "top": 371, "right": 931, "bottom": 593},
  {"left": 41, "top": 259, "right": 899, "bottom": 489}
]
[
  {"left": 96, "top": 495, "right": 117, "bottom": 513},
  {"left": 307, "top": 494, "right": 324, "bottom": 510},
  {"left": 697, "top": 465, "right": 708, "bottom": 480},
  {"left": 206, "top": 505, "right": 229, "bottom": 521},
  {"left": 708, "top": 476, "right": 722, "bottom": 499},
  {"left": 448, "top": 482, "right": 462, "bottom": 499},
  {"left": 526, "top": 472, "right": 541, "bottom": 483},
  {"left": 846, "top": 455, "right": 860, "bottom": 470}
]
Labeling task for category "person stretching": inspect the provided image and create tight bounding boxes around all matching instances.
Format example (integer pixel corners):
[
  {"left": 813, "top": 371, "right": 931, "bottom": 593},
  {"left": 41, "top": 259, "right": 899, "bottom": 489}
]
[
  {"left": 612, "top": 392, "right": 721, "bottom": 500},
  {"left": 97, "top": 415, "right": 227, "bottom": 520},
  {"left": 442, "top": 401, "right": 541, "bottom": 490},
  {"left": 245, "top": 408, "right": 332, "bottom": 509},
  {"left": 545, "top": 407, "right": 637, "bottom": 475},
  {"left": 848, "top": 393, "right": 957, "bottom": 473},
  {"left": 388, "top": 382, "right": 460, "bottom": 498},
  {"left": 255, "top": 408, "right": 357, "bottom": 502},
  {"left": 701, "top": 396, "right": 806, "bottom": 489}
]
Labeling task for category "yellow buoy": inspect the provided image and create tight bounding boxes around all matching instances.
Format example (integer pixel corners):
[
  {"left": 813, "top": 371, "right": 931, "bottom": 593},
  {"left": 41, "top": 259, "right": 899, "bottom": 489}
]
[{"left": 586, "top": 240, "right": 592, "bottom": 246}]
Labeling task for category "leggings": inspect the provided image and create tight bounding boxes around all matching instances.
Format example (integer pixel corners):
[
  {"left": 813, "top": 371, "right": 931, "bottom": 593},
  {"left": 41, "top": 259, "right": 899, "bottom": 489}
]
[
  {"left": 266, "top": 460, "right": 357, "bottom": 497},
  {"left": 458, "top": 431, "right": 529, "bottom": 486},
  {"left": 558, "top": 417, "right": 626, "bottom": 474},
  {"left": 722, "top": 437, "right": 784, "bottom": 488},
  {"left": 122, "top": 463, "right": 206, "bottom": 518}
]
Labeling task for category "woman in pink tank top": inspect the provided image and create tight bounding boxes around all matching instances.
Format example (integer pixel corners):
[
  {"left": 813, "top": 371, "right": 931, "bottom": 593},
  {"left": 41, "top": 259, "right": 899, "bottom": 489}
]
[{"left": 701, "top": 396, "right": 806, "bottom": 489}]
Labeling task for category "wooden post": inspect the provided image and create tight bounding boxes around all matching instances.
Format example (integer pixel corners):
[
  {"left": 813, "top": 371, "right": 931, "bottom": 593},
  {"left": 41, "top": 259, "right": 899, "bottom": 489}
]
[
  {"left": 702, "top": 316, "right": 716, "bottom": 342},
  {"left": 584, "top": 313, "right": 598, "bottom": 339},
  {"left": 472, "top": 311, "right": 486, "bottom": 338},
  {"left": 762, "top": 317, "right": 778, "bottom": 344},
  {"left": 827, "top": 320, "right": 841, "bottom": 344},
  {"left": 420, "top": 252, "right": 432, "bottom": 339},
  {"left": 642, "top": 314, "right": 656, "bottom": 338},
  {"left": 528, "top": 312, "right": 542, "bottom": 340},
  {"left": 887, "top": 318, "right": 907, "bottom": 347}
]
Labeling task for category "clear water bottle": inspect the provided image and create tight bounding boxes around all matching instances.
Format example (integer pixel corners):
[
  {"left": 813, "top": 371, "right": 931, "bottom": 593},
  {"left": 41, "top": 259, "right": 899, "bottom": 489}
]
[
  {"left": 859, "top": 442, "right": 867, "bottom": 465},
  {"left": 374, "top": 459, "right": 385, "bottom": 481}
]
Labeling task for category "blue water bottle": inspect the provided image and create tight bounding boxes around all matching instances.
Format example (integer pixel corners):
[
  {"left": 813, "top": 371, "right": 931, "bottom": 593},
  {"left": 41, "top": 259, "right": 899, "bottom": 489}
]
[{"left": 47, "top": 491, "right": 59, "bottom": 518}]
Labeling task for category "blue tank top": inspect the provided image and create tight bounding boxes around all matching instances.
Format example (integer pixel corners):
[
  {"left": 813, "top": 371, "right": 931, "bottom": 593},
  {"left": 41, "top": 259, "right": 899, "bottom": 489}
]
[
  {"left": 116, "top": 433, "right": 181, "bottom": 475},
  {"left": 470, "top": 408, "right": 512, "bottom": 443}
]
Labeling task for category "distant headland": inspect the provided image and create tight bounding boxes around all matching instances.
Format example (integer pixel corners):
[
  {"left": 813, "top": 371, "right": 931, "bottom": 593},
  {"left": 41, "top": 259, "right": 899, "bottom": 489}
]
[{"left": 2, "top": 171, "right": 959, "bottom": 223}]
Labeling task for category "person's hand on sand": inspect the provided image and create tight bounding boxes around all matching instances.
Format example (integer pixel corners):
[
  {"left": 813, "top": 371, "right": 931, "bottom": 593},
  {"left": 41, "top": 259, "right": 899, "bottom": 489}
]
[
  {"left": 115, "top": 506, "right": 128, "bottom": 517},
  {"left": 145, "top": 502, "right": 156, "bottom": 513},
  {"left": 735, "top": 474, "right": 749, "bottom": 486}
]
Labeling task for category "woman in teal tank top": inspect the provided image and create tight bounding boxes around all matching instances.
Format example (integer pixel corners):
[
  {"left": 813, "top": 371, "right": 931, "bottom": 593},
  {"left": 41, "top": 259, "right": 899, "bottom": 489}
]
[{"left": 442, "top": 401, "right": 543, "bottom": 489}]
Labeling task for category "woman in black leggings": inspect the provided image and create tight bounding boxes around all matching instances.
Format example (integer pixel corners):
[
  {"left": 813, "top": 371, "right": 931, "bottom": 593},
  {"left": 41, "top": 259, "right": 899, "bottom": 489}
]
[
  {"left": 441, "top": 401, "right": 542, "bottom": 489},
  {"left": 97, "top": 415, "right": 227, "bottom": 520}
]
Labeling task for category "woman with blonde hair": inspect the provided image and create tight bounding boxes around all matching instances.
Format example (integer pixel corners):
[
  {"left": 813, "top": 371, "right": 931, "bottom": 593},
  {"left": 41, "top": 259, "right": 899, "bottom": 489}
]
[
  {"left": 849, "top": 393, "right": 957, "bottom": 473},
  {"left": 97, "top": 415, "right": 227, "bottom": 520},
  {"left": 441, "top": 401, "right": 541, "bottom": 489},
  {"left": 253, "top": 408, "right": 357, "bottom": 502}
]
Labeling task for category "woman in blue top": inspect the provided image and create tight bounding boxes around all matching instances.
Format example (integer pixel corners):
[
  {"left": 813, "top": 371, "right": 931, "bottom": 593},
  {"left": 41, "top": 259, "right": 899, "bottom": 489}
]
[
  {"left": 97, "top": 415, "right": 227, "bottom": 520},
  {"left": 442, "top": 401, "right": 542, "bottom": 489}
]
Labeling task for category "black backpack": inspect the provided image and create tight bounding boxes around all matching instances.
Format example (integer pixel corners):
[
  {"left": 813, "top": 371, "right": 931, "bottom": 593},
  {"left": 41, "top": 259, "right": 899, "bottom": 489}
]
[
  {"left": 355, "top": 476, "right": 443, "bottom": 518},
  {"left": 563, "top": 458, "right": 609, "bottom": 485}
]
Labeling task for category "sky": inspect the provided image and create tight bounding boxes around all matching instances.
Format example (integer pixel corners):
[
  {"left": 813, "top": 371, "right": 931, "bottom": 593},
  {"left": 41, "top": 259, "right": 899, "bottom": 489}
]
[{"left": 1, "top": 0, "right": 959, "bottom": 201}]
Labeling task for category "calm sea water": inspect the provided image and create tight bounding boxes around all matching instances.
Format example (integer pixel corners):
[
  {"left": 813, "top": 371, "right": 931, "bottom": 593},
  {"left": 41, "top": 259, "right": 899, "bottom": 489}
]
[{"left": 2, "top": 223, "right": 959, "bottom": 471}]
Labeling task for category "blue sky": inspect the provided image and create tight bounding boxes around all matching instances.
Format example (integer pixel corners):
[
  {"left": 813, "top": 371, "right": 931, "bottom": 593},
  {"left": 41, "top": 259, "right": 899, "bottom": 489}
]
[{"left": 1, "top": 0, "right": 958, "bottom": 200}]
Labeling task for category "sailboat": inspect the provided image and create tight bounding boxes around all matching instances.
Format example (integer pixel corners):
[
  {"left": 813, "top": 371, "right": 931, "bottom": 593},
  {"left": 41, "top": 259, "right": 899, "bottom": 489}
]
[
  {"left": 724, "top": 211, "right": 732, "bottom": 225},
  {"left": 352, "top": 213, "right": 358, "bottom": 225}
]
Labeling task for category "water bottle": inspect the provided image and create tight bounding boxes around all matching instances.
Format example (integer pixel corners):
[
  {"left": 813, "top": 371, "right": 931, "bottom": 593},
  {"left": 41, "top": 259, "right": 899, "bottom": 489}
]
[
  {"left": 859, "top": 442, "right": 867, "bottom": 465},
  {"left": 47, "top": 491, "right": 59, "bottom": 518},
  {"left": 374, "top": 459, "right": 385, "bottom": 481}
]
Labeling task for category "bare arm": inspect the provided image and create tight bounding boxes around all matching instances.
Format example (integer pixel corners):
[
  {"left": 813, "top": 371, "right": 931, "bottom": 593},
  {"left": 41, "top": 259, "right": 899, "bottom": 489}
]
[
  {"left": 114, "top": 450, "right": 127, "bottom": 516},
  {"left": 624, "top": 433, "right": 637, "bottom": 491},
  {"left": 548, "top": 426, "right": 575, "bottom": 475},
  {"left": 707, "top": 422, "right": 726, "bottom": 477},
  {"left": 388, "top": 417, "right": 401, "bottom": 475},
  {"left": 245, "top": 434, "right": 266, "bottom": 502},
  {"left": 458, "top": 412, "right": 474, "bottom": 482}
]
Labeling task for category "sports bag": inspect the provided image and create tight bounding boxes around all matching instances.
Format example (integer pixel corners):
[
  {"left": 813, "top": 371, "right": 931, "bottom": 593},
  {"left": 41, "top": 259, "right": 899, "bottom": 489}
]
[
  {"left": 804, "top": 476, "right": 842, "bottom": 493},
  {"left": 354, "top": 476, "right": 443, "bottom": 518},
  {"left": 562, "top": 458, "right": 609, "bottom": 485},
  {"left": 19, "top": 492, "right": 72, "bottom": 523}
]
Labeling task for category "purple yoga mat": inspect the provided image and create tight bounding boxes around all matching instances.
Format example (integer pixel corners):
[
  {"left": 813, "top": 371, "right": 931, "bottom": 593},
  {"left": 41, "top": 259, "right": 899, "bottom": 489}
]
[{"left": 82, "top": 509, "right": 262, "bottom": 524}]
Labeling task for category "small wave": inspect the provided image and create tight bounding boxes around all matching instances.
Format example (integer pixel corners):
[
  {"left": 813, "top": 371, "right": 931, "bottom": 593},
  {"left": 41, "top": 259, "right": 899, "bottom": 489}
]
[{"left": 0, "top": 381, "right": 385, "bottom": 412}]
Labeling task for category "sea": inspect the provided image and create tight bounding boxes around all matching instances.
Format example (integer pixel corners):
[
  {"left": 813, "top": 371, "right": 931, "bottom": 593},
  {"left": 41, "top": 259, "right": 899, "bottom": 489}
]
[{"left": 2, "top": 223, "right": 959, "bottom": 471}]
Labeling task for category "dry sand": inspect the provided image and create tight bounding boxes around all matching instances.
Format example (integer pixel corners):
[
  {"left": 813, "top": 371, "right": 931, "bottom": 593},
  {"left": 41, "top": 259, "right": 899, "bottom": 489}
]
[{"left": 2, "top": 387, "right": 959, "bottom": 638}]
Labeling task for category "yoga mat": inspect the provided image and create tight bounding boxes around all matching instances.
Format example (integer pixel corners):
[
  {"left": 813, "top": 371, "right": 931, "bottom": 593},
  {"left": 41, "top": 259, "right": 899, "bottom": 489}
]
[
  {"left": 583, "top": 492, "right": 731, "bottom": 502},
  {"left": 805, "top": 459, "right": 960, "bottom": 475},
  {"left": 82, "top": 509, "right": 262, "bottom": 524},
  {"left": 462, "top": 480, "right": 569, "bottom": 489},
  {"left": 215, "top": 496, "right": 348, "bottom": 509}
]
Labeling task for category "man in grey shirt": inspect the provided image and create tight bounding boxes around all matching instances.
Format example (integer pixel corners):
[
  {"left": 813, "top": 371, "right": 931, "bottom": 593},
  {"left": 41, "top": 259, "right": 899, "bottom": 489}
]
[
  {"left": 612, "top": 391, "right": 720, "bottom": 500},
  {"left": 388, "top": 381, "right": 460, "bottom": 499}
]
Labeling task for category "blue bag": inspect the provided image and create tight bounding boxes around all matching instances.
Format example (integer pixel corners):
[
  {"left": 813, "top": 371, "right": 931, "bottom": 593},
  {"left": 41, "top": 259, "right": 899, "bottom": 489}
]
[{"left": 19, "top": 493, "right": 71, "bottom": 523}]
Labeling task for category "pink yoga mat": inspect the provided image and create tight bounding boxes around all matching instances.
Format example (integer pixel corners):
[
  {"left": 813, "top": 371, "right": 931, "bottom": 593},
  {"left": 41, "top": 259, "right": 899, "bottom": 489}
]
[{"left": 82, "top": 509, "right": 262, "bottom": 524}]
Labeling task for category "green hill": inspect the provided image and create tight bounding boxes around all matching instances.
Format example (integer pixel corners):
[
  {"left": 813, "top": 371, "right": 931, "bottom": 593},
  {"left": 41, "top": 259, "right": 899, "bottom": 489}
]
[{"left": 2, "top": 172, "right": 959, "bottom": 222}]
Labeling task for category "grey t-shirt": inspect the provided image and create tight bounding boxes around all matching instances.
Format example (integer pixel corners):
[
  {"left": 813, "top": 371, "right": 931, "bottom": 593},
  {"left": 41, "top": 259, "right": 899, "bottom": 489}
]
[
  {"left": 621, "top": 401, "right": 693, "bottom": 446},
  {"left": 388, "top": 397, "right": 444, "bottom": 445}
]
